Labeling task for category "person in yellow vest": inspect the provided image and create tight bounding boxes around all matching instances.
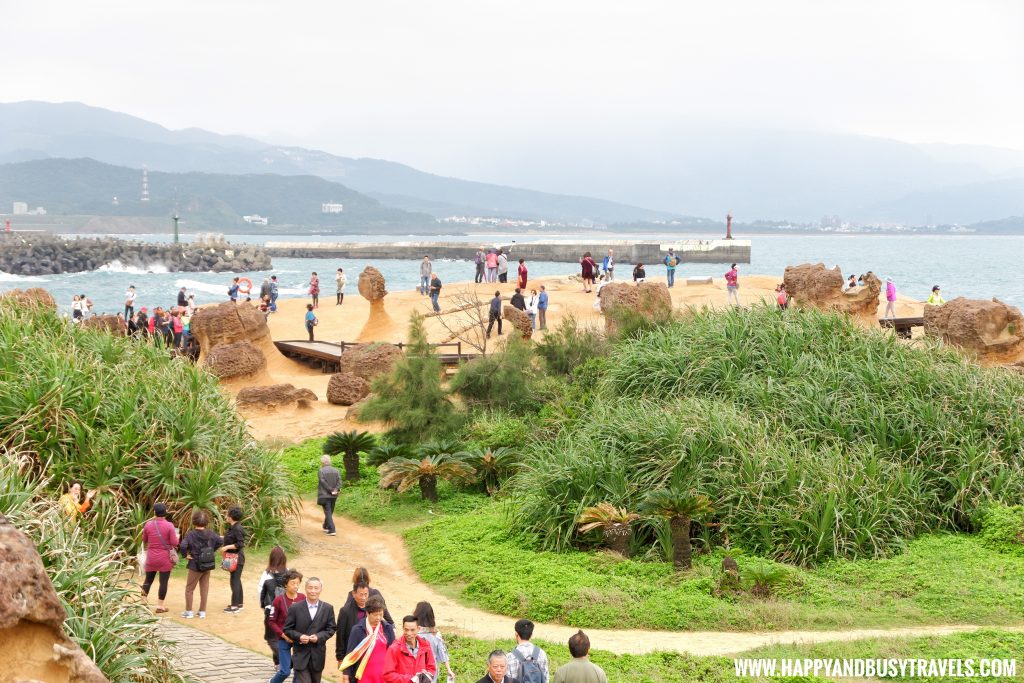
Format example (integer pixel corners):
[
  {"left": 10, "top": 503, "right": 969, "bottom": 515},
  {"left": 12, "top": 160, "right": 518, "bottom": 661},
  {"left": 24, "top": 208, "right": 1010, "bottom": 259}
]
[
  {"left": 59, "top": 480, "right": 96, "bottom": 519},
  {"left": 926, "top": 285, "right": 945, "bottom": 306}
]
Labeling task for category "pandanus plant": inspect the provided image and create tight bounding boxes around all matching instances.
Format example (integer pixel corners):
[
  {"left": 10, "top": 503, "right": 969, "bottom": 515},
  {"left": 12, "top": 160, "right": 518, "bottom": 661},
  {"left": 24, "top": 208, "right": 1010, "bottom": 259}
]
[
  {"left": 577, "top": 502, "right": 640, "bottom": 557},
  {"left": 323, "top": 430, "right": 378, "bottom": 481},
  {"left": 378, "top": 441, "right": 475, "bottom": 502},
  {"left": 640, "top": 488, "right": 713, "bottom": 569}
]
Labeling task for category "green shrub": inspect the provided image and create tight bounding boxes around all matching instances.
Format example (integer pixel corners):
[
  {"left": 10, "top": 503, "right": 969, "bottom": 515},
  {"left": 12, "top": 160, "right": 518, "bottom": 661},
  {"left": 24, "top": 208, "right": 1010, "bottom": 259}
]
[
  {"left": 461, "top": 409, "right": 535, "bottom": 449},
  {"left": 534, "top": 314, "right": 609, "bottom": 375},
  {"left": 450, "top": 336, "right": 541, "bottom": 413},
  {"left": 278, "top": 438, "right": 327, "bottom": 492},
  {"left": 359, "top": 316, "right": 462, "bottom": 443},
  {"left": 0, "top": 301, "right": 296, "bottom": 547},
  {"left": 975, "top": 504, "right": 1024, "bottom": 556},
  {"left": 513, "top": 306, "right": 1024, "bottom": 564}
]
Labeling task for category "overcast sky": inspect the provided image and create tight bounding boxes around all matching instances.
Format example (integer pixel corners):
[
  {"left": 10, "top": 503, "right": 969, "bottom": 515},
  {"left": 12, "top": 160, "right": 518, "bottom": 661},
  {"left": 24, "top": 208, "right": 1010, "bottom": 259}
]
[{"left": 3, "top": 0, "right": 1022, "bottom": 179}]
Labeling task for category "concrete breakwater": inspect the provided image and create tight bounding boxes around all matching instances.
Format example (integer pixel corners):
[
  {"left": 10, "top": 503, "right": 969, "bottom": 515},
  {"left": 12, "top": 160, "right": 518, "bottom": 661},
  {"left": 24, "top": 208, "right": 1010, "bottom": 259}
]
[
  {"left": 0, "top": 234, "right": 271, "bottom": 275},
  {"left": 264, "top": 239, "right": 751, "bottom": 264}
]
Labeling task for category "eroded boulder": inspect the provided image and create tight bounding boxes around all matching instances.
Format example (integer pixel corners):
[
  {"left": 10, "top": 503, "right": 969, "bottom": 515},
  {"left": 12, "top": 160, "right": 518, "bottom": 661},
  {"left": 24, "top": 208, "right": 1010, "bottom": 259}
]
[
  {"left": 599, "top": 282, "right": 673, "bottom": 332},
  {"left": 203, "top": 341, "right": 267, "bottom": 379},
  {"left": 0, "top": 287, "right": 57, "bottom": 310},
  {"left": 189, "top": 301, "right": 272, "bottom": 352},
  {"left": 0, "top": 515, "right": 108, "bottom": 683},
  {"left": 502, "top": 304, "right": 533, "bottom": 340},
  {"left": 81, "top": 314, "right": 126, "bottom": 336},
  {"left": 783, "top": 264, "right": 882, "bottom": 321},
  {"left": 924, "top": 297, "right": 1024, "bottom": 363},
  {"left": 236, "top": 383, "right": 317, "bottom": 409},
  {"left": 340, "top": 343, "right": 403, "bottom": 381},
  {"left": 327, "top": 373, "right": 372, "bottom": 406},
  {"left": 358, "top": 266, "right": 388, "bottom": 302}
]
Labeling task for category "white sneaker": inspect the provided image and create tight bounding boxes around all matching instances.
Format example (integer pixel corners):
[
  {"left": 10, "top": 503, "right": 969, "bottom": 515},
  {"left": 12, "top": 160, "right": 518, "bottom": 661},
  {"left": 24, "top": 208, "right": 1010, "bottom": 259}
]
[
  {"left": 198, "top": 611, "right": 206, "bottom": 619},
  {"left": 181, "top": 611, "right": 194, "bottom": 619}
]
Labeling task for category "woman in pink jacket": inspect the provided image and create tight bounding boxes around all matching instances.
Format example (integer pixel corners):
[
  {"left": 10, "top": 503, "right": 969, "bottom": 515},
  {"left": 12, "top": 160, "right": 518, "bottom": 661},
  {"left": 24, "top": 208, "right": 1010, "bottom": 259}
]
[
  {"left": 141, "top": 502, "right": 179, "bottom": 613},
  {"left": 884, "top": 278, "right": 897, "bottom": 320}
]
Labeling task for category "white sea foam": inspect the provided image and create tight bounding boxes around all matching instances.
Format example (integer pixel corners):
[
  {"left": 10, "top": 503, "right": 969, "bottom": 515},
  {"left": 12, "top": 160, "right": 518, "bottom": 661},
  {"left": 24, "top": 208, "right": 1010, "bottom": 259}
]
[
  {"left": 97, "top": 260, "right": 170, "bottom": 274},
  {"left": 0, "top": 272, "right": 50, "bottom": 283},
  {"left": 174, "top": 279, "right": 230, "bottom": 296}
]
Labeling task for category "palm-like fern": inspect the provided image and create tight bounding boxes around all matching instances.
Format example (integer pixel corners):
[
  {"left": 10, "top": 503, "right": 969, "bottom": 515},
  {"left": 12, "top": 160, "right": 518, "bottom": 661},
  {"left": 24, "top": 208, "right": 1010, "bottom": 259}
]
[
  {"left": 640, "top": 489, "right": 713, "bottom": 569},
  {"left": 459, "top": 446, "right": 518, "bottom": 495},
  {"left": 366, "top": 442, "right": 413, "bottom": 467},
  {"left": 323, "top": 430, "right": 378, "bottom": 481},
  {"left": 577, "top": 502, "right": 640, "bottom": 557},
  {"left": 378, "top": 449, "right": 475, "bottom": 502}
]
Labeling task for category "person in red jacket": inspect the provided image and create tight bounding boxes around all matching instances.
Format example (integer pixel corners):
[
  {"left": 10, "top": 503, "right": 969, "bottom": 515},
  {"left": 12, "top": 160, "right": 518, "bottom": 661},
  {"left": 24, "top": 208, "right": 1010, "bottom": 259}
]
[{"left": 383, "top": 615, "right": 436, "bottom": 683}]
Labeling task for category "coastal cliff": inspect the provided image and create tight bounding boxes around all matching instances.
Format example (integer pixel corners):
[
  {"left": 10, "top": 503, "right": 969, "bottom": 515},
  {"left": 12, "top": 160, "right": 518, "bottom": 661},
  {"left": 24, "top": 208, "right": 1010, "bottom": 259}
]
[{"left": 0, "top": 233, "right": 271, "bottom": 275}]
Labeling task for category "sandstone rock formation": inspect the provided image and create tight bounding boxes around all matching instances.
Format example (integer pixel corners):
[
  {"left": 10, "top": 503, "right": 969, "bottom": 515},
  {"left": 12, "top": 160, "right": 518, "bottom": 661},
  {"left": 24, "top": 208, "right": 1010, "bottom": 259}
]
[
  {"left": 0, "top": 515, "right": 108, "bottom": 683},
  {"left": 235, "top": 383, "right": 318, "bottom": 409},
  {"left": 203, "top": 341, "right": 267, "bottom": 380},
  {"left": 0, "top": 287, "right": 57, "bottom": 310},
  {"left": 190, "top": 301, "right": 272, "bottom": 352},
  {"left": 358, "top": 266, "right": 388, "bottom": 302},
  {"left": 81, "top": 314, "right": 126, "bottom": 336},
  {"left": 598, "top": 282, "right": 673, "bottom": 332},
  {"left": 924, "top": 297, "right": 1024, "bottom": 364},
  {"left": 782, "top": 264, "right": 882, "bottom": 321},
  {"left": 327, "top": 373, "right": 372, "bottom": 406},
  {"left": 502, "top": 304, "right": 533, "bottom": 340},
  {"left": 340, "top": 343, "right": 403, "bottom": 381}
]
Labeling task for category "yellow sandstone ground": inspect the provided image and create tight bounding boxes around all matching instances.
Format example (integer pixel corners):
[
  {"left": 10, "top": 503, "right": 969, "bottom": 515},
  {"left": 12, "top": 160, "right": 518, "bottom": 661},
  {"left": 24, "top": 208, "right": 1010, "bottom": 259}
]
[{"left": 234, "top": 272, "right": 922, "bottom": 441}]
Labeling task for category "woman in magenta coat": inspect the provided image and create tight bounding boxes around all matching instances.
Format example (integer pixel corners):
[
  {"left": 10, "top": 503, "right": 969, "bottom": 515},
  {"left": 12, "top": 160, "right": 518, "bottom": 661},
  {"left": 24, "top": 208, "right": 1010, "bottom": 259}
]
[{"left": 141, "top": 502, "right": 179, "bottom": 613}]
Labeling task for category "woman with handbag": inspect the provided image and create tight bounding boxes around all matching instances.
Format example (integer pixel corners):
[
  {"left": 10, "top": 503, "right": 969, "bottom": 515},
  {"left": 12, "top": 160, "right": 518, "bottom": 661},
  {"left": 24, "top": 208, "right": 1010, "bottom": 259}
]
[
  {"left": 140, "top": 502, "right": 179, "bottom": 614},
  {"left": 221, "top": 505, "right": 246, "bottom": 613}
]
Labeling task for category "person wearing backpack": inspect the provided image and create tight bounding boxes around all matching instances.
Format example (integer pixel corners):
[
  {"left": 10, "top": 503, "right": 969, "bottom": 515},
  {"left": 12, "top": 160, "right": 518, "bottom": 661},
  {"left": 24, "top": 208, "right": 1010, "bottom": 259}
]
[
  {"left": 179, "top": 509, "right": 222, "bottom": 619},
  {"left": 140, "top": 502, "right": 179, "bottom": 614},
  {"left": 505, "top": 619, "right": 549, "bottom": 683},
  {"left": 259, "top": 546, "right": 290, "bottom": 663}
]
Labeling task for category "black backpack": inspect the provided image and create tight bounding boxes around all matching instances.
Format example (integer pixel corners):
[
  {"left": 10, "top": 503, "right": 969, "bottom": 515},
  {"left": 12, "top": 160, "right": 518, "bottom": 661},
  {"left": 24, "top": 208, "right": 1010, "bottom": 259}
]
[
  {"left": 260, "top": 571, "right": 287, "bottom": 609},
  {"left": 511, "top": 646, "right": 544, "bottom": 683},
  {"left": 196, "top": 534, "right": 217, "bottom": 572}
]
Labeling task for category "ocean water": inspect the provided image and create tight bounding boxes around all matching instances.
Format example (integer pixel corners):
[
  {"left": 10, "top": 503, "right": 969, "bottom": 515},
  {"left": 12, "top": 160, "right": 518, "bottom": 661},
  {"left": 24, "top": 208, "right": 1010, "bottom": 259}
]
[{"left": 1, "top": 232, "right": 1021, "bottom": 314}]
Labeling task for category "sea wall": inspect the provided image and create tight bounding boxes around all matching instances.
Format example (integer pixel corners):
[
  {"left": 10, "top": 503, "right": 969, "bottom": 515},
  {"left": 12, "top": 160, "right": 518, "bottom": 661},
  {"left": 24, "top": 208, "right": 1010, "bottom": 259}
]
[
  {"left": 0, "top": 233, "right": 271, "bottom": 275},
  {"left": 264, "top": 239, "right": 751, "bottom": 265}
]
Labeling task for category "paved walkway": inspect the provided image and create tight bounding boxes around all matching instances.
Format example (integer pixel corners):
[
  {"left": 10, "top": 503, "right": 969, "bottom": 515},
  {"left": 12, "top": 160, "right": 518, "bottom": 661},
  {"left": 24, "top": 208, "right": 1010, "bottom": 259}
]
[{"left": 162, "top": 621, "right": 277, "bottom": 683}]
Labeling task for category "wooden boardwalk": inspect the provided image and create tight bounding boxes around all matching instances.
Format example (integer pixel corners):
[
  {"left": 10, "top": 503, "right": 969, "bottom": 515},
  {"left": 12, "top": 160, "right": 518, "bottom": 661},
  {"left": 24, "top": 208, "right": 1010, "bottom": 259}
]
[{"left": 274, "top": 339, "right": 479, "bottom": 373}]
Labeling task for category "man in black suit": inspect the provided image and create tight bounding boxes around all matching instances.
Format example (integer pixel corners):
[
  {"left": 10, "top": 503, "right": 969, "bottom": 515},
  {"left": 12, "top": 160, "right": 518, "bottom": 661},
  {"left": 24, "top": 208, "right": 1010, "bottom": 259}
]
[{"left": 284, "top": 577, "right": 337, "bottom": 683}]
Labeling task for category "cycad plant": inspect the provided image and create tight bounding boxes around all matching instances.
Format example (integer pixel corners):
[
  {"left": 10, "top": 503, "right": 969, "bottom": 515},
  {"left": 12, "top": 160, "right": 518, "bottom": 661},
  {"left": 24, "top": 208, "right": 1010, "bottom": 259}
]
[
  {"left": 366, "top": 442, "right": 413, "bottom": 468},
  {"left": 379, "top": 443, "right": 475, "bottom": 502},
  {"left": 640, "top": 488, "right": 713, "bottom": 569},
  {"left": 323, "top": 430, "right": 378, "bottom": 481},
  {"left": 577, "top": 502, "right": 640, "bottom": 557},
  {"left": 460, "top": 446, "right": 517, "bottom": 495},
  {"left": 745, "top": 564, "right": 789, "bottom": 599}
]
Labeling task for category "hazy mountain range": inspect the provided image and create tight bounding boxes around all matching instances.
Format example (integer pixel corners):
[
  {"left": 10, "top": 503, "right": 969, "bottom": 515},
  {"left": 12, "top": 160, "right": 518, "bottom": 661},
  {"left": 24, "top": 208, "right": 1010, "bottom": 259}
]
[{"left": 2, "top": 100, "right": 1024, "bottom": 227}]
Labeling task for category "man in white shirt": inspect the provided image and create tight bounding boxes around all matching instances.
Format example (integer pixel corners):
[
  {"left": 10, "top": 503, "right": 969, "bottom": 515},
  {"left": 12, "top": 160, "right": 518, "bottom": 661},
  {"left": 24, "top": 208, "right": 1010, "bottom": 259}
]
[
  {"left": 124, "top": 285, "right": 137, "bottom": 319},
  {"left": 505, "top": 619, "right": 549, "bottom": 683}
]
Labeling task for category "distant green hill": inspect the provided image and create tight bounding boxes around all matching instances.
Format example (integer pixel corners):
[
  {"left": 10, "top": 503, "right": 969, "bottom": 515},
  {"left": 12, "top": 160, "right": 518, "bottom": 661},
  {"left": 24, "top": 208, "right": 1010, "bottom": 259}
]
[{"left": 0, "top": 157, "right": 436, "bottom": 231}]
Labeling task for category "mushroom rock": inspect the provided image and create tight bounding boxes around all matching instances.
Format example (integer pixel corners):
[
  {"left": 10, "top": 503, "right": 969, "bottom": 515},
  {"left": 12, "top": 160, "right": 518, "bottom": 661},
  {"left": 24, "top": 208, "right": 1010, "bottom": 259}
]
[
  {"left": 202, "top": 341, "right": 267, "bottom": 380},
  {"left": 0, "top": 287, "right": 57, "bottom": 310},
  {"left": 340, "top": 343, "right": 403, "bottom": 381}
]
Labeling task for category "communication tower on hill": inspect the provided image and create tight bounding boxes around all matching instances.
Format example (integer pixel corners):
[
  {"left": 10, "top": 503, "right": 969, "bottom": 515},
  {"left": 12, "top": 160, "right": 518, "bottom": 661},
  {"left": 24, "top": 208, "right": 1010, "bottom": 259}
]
[{"left": 141, "top": 167, "right": 150, "bottom": 202}]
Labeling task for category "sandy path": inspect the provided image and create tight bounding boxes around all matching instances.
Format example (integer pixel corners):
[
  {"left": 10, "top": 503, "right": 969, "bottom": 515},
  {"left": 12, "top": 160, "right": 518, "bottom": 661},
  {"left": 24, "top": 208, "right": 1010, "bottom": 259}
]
[{"left": 163, "top": 501, "right": 1024, "bottom": 666}]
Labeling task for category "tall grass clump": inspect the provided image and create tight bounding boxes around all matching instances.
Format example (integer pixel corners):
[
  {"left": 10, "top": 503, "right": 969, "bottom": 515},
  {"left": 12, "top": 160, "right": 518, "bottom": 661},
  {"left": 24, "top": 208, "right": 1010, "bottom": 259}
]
[
  {"left": 512, "top": 305, "right": 1024, "bottom": 565},
  {"left": 0, "top": 457, "right": 184, "bottom": 682},
  {"left": 534, "top": 315, "right": 609, "bottom": 375},
  {"left": 0, "top": 301, "right": 297, "bottom": 546}
]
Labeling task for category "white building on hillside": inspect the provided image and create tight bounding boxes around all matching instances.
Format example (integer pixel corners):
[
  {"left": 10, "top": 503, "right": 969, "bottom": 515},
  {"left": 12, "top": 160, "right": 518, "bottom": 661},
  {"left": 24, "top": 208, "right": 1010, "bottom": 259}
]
[
  {"left": 243, "top": 214, "right": 269, "bottom": 226},
  {"left": 12, "top": 202, "right": 28, "bottom": 214},
  {"left": 322, "top": 202, "right": 344, "bottom": 214}
]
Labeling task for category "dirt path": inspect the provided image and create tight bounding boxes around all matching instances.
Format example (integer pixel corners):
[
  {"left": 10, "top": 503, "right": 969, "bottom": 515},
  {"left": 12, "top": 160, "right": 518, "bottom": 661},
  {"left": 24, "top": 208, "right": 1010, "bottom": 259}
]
[{"left": 162, "top": 501, "right": 1024, "bottom": 668}]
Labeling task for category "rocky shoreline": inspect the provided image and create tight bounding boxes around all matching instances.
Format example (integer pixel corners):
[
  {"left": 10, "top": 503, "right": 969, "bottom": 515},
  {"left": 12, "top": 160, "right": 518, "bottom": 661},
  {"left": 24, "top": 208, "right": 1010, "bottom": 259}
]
[{"left": 0, "top": 233, "right": 271, "bottom": 275}]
